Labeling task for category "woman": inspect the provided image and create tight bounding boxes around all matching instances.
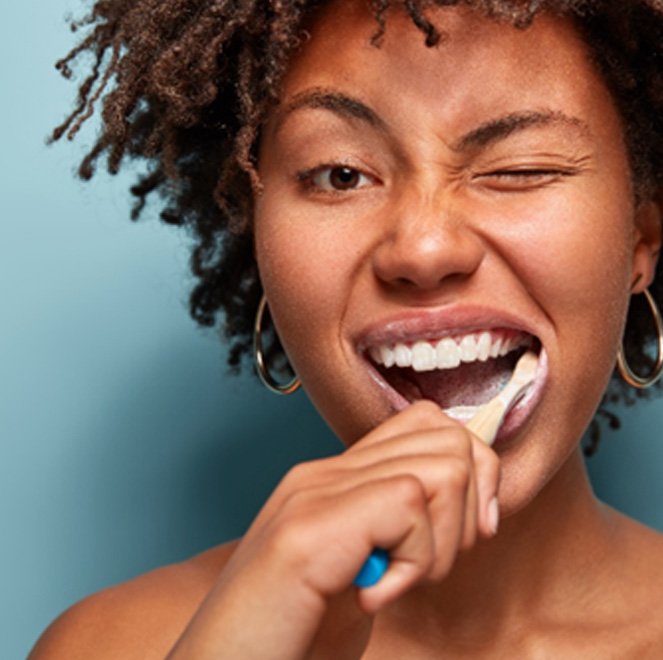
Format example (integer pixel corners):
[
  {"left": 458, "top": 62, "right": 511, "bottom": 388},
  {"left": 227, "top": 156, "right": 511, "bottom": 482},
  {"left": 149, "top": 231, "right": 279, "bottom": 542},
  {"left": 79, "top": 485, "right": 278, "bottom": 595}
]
[{"left": 32, "top": 0, "right": 663, "bottom": 657}]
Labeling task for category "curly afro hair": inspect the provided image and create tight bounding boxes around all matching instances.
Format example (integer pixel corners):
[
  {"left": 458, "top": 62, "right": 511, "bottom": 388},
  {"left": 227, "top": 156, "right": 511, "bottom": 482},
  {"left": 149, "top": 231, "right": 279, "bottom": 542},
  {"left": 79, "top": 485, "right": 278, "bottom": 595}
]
[{"left": 52, "top": 0, "right": 663, "bottom": 454}]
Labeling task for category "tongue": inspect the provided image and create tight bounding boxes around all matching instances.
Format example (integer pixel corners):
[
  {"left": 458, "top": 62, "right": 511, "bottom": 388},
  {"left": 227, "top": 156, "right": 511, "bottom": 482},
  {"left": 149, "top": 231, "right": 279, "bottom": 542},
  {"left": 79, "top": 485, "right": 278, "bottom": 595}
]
[{"left": 402, "top": 354, "right": 517, "bottom": 408}]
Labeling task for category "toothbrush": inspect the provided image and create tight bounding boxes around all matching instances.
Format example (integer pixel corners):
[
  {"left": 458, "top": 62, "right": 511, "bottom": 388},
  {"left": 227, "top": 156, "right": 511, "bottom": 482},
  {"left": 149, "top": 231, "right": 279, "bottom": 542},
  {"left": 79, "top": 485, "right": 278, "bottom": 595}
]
[
  {"left": 465, "top": 349, "right": 538, "bottom": 446},
  {"left": 353, "top": 350, "right": 538, "bottom": 588}
]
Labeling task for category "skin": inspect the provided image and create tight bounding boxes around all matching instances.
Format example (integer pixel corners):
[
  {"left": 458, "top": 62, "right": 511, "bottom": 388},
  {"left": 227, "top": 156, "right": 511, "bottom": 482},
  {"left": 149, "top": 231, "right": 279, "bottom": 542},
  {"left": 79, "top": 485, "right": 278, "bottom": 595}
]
[{"left": 31, "top": 2, "right": 663, "bottom": 659}]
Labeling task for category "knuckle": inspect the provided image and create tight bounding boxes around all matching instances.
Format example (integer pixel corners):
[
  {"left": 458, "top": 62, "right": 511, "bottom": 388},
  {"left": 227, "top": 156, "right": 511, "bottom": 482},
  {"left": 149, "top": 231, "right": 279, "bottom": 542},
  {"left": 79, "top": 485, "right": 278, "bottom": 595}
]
[
  {"left": 487, "top": 450, "right": 501, "bottom": 478},
  {"left": 409, "top": 400, "right": 446, "bottom": 425},
  {"left": 447, "top": 427, "right": 474, "bottom": 458},
  {"left": 282, "top": 462, "right": 310, "bottom": 486},
  {"left": 391, "top": 475, "right": 427, "bottom": 511},
  {"left": 474, "top": 441, "right": 499, "bottom": 468},
  {"left": 274, "top": 488, "right": 323, "bottom": 538},
  {"left": 278, "top": 486, "right": 308, "bottom": 513},
  {"left": 268, "top": 510, "right": 314, "bottom": 562},
  {"left": 474, "top": 446, "right": 501, "bottom": 483},
  {"left": 440, "top": 456, "right": 471, "bottom": 492},
  {"left": 269, "top": 492, "right": 331, "bottom": 554},
  {"left": 281, "top": 459, "right": 323, "bottom": 490}
]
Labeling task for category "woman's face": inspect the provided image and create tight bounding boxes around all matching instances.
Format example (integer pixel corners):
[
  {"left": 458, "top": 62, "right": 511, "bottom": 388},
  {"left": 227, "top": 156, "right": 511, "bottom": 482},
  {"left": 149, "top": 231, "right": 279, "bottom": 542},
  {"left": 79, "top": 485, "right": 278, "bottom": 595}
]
[{"left": 254, "top": 2, "right": 659, "bottom": 513}]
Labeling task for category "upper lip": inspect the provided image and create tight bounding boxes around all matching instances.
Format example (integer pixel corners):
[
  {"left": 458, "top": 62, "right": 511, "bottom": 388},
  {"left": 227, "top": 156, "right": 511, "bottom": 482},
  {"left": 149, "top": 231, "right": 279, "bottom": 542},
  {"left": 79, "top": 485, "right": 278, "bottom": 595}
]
[{"left": 354, "top": 305, "right": 541, "bottom": 352}]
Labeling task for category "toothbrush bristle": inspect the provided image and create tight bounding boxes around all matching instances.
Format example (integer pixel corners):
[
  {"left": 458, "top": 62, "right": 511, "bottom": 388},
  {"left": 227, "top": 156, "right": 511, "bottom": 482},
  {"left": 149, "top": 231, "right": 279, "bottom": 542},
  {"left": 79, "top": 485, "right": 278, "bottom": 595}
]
[{"left": 466, "top": 350, "right": 538, "bottom": 445}]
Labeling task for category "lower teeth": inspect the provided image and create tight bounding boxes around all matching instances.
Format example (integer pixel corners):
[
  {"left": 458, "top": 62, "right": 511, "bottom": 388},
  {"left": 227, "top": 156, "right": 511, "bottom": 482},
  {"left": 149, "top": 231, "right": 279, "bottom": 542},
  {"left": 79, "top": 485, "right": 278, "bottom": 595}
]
[
  {"left": 380, "top": 350, "right": 525, "bottom": 410},
  {"left": 443, "top": 404, "right": 483, "bottom": 422}
]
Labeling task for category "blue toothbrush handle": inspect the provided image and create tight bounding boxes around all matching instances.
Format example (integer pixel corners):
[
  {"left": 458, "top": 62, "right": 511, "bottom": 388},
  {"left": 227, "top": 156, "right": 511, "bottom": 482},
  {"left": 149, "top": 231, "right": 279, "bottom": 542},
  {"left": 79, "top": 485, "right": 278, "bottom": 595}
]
[{"left": 353, "top": 548, "right": 390, "bottom": 588}]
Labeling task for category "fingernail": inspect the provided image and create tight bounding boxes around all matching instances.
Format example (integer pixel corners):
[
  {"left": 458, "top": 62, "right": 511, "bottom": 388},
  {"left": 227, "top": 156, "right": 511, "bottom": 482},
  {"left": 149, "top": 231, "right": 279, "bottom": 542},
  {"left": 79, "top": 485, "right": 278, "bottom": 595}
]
[{"left": 488, "top": 497, "right": 499, "bottom": 535}]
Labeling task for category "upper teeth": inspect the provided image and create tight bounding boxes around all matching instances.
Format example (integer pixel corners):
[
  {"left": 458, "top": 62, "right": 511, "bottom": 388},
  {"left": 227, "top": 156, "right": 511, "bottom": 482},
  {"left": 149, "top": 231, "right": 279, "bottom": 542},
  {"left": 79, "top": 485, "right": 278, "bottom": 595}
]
[{"left": 368, "top": 332, "right": 530, "bottom": 372}]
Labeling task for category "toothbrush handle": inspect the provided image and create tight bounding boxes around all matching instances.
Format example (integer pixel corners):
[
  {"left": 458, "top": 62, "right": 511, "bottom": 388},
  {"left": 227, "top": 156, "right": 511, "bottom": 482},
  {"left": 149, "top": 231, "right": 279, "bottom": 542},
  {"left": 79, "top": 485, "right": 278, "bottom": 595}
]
[
  {"left": 353, "top": 399, "right": 500, "bottom": 588},
  {"left": 353, "top": 352, "right": 537, "bottom": 588},
  {"left": 353, "top": 548, "right": 389, "bottom": 588}
]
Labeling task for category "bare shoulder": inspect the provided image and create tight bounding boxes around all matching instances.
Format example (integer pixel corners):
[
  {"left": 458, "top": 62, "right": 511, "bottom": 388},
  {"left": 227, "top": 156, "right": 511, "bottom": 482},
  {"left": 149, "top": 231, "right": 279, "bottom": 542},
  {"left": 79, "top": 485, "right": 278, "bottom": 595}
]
[
  {"left": 606, "top": 508, "right": 663, "bottom": 649},
  {"left": 613, "top": 507, "right": 663, "bottom": 573},
  {"left": 29, "top": 541, "right": 239, "bottom": 660}
]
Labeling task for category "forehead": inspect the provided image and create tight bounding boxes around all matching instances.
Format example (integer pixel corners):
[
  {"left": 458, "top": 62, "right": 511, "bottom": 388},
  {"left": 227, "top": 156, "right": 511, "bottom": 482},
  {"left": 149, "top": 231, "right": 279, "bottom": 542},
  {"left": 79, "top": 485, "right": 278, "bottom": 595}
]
[{"left": 275, "top": 1, "right": 620, "bottom": 143}]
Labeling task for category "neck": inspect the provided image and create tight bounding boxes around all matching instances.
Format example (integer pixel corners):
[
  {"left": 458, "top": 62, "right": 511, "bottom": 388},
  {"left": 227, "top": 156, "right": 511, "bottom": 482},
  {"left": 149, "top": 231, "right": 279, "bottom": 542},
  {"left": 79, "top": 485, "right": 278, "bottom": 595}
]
[{"left": 380, "top": 448, "right": 618, "bottom": 644}]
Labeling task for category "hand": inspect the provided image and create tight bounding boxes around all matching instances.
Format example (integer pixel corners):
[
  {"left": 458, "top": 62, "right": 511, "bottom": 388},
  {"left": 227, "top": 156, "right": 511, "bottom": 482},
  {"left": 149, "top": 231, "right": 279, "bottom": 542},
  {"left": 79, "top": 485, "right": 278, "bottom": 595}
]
[{"left": 167, "top": 401, "right": 501, "bottom": 659}]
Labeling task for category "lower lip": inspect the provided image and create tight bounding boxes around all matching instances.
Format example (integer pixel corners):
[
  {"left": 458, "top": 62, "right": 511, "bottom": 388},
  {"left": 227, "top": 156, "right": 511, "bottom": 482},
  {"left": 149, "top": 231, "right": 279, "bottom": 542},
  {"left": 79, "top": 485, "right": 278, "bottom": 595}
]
[
  {"left": 364, "top": 348, "right": 549, "bottom": 448},
  {"left": 489, "top": 348, "right": 548, "bottom": 448},
  {"left": 365, "top": 363, "right": 412, "bottom": 412}
]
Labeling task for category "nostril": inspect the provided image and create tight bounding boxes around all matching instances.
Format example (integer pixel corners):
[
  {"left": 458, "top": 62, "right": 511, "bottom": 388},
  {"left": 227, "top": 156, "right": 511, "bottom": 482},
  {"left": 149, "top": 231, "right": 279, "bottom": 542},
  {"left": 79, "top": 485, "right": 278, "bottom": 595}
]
[
  {"left": 371, "top": 224, "right": 485, "bottom": 291},
  {"left": 394, "top": 276, "right": 416, "bottom": 287}
]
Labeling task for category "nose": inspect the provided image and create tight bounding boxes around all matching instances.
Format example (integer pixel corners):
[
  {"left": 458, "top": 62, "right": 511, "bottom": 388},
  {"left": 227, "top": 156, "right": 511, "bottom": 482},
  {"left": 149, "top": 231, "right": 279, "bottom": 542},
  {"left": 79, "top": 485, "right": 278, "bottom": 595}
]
[{"left": 371, "top": 190, "right": 485, "bottom": 292}]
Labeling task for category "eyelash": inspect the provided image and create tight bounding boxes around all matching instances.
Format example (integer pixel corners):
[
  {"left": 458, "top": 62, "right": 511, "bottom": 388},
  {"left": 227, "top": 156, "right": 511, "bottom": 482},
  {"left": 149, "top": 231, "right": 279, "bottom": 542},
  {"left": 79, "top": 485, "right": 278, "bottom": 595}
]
[
  {"left": 488, "top": 168, "right": 569, "bottom": 177},
  {"left": 476, "top": 168, "right": 574, "bottom": 188}
]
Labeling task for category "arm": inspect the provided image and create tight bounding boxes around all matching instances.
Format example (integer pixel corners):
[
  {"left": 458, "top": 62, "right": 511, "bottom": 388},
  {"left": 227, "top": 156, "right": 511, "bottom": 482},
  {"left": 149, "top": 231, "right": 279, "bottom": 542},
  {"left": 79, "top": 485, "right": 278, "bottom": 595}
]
[
  {"left": 167, "top": 401, "right": 500, "bottom": 659},
  {"left": 31, "top": 401, "right": 499, "bottom": 660}
]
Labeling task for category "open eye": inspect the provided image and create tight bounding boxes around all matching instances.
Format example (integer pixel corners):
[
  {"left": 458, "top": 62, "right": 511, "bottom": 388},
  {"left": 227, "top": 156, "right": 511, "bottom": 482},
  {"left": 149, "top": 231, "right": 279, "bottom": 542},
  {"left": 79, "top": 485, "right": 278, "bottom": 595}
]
[{"left": 299, "top": 165, "right": 377, "bottom": 193}]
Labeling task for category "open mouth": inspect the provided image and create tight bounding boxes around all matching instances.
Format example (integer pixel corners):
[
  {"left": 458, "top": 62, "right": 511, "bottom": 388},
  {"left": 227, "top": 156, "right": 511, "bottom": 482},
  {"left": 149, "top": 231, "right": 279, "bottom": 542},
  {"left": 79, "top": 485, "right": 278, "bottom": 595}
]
[{"left": 365, "top": 329, "right": 542, "bottom": 423}]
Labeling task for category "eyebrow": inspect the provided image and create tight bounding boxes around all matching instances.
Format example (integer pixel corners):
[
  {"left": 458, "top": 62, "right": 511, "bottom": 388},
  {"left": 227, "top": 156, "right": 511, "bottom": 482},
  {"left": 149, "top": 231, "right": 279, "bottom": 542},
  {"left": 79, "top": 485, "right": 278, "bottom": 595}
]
[
  {"left": 275, "top": 89, "right": 590, "bottom": 149},
  {"left": 452, "top": 110, "right": 591, "bottom": 151},
  {"left": 275, "top": 88, "right": 386, "bottom": 133}
]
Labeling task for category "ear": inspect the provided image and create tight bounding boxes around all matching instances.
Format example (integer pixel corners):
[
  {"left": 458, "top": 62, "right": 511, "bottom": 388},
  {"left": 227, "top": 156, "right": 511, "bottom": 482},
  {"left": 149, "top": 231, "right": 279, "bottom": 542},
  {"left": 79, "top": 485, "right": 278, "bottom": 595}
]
[{"left": 631, "top": 191, "right": 662, "bottom": 293}]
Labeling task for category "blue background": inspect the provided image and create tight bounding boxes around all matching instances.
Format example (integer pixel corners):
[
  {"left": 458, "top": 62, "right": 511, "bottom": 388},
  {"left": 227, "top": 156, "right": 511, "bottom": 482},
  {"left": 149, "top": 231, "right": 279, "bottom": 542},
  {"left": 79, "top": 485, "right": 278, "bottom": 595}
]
[{"left": 2, "top": 2, "right": 662, "bottom": 657}]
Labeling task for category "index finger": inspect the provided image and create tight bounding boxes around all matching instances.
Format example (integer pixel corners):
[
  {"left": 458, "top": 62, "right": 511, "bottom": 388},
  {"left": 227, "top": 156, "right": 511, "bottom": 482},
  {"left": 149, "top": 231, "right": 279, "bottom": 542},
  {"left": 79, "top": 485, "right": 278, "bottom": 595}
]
[{"left": 349, "top": 400, "right": 458, "bottom": 452}]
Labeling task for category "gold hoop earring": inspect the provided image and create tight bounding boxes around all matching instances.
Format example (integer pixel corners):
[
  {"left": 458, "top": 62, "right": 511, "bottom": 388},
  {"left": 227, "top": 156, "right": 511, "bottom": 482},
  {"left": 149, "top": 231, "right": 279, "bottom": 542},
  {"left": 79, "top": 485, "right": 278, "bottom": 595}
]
[
  {"left": 253, "top": 294, "right": 301, "bottom": 395},
  {"left": 617, "top": 288, "right": 663, "bottom": 389}
]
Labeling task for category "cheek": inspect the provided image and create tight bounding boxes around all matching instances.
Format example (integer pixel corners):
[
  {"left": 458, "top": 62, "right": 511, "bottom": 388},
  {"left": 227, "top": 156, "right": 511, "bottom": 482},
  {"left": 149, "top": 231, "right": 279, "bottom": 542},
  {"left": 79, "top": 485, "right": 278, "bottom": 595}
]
[
  {"left": 501, "top": 192, "right": 635, "bottom": 407},
  {"left": 501, "top": 191, "right": 633, "bottom": 312},
  {"left": 256, "top": 218, "right": 349, "bottom": 301},
  {"left": 253, "top": 208, "right": 357, "bottom": 368}
]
